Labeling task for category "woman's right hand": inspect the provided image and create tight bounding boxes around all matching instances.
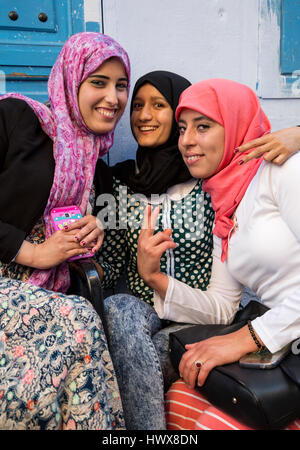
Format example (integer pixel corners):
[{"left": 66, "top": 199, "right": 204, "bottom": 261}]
[
  {"left": 16, "top": 229, "right": 91, "bottom": 269},
  {"left": 179, "top": 325, "right": 261, "bottom": 389}
]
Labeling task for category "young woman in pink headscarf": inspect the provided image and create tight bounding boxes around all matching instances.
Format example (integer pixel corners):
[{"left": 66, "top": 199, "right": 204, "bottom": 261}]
[
  {"left": 0, "top": 32, "right": 130, "bottom": 293},
  {"left": 0, "top": 32, "right": 130, "bottom": 429},
  {"left": 138, "top": 78, "right": 300, "bottom": 429}
]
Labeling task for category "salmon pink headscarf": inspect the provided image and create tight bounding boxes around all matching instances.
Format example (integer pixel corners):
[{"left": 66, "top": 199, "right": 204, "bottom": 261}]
[
  {"left": 0, "top": 32, "right": 130, "bottom": 292},
  {"left": 176, "top": 78, "right": 271, "bottom": 262}
]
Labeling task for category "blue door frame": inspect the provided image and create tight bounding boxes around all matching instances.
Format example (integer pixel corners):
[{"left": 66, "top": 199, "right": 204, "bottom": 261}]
[{"left": 0, "top": 0, "right": 91, "bottom": 102}]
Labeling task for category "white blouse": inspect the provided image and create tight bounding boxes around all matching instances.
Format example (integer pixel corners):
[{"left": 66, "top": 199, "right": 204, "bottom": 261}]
[{"left": 153, "top": 153, "right": 300, "bottom": 353}]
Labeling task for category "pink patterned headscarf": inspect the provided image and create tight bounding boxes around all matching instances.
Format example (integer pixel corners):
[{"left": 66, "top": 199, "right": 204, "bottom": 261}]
[{"left": 1, "top": 32, "right": 130, "bottom": 292}]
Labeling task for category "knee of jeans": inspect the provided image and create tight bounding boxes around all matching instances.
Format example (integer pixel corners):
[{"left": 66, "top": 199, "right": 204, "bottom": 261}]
[
  {"left": 104, "top": 294, "right": 140, "bottom": 321},
  {"left": 104, "top": 294, "right": 158, "bottom": 331}
]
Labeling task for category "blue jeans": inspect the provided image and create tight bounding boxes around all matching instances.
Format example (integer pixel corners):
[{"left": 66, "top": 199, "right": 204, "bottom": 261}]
[{"left": 104, "top": 294, "right": 188, "bottom": 430}]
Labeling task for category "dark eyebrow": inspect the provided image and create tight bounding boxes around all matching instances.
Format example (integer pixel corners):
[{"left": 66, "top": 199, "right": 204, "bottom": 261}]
[
  {"left": 88, "top": 74, "right": 128, "bottom": 82},
  {"left": 133, "top": 95, "right": 167, "bottom": 102},
  {"left": 178, "top": 114, "right": 214, "bottom": 124}
]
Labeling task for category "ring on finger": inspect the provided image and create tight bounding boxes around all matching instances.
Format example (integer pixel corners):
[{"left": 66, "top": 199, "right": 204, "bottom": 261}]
[{"left": 194, "top": 360, "right": 203, "bottom": 369}]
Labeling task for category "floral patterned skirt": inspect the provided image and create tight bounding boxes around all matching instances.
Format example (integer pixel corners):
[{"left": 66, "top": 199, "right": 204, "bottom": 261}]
[{"left": 0, "top": 277, "right": 125, "bottom": 430}]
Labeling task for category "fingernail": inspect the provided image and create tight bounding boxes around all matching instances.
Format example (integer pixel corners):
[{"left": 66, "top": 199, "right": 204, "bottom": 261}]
[
  {"left": 74, "top": 236, "right": 79, "bottom": 242},
  {"left": 234, "top": 147, "right": 240, "bottom": 154},
  {"left": 64, "top": 225, "right": 68, "bottom": 230},
  {"left": 81, "top": 241, "right": 86, "bottom": 247},
  {"left": 238, "top": 159, "right": 244, "bottom": 165}
]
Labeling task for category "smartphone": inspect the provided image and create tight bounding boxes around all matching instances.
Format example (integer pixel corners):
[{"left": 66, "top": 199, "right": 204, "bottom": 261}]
[
  {"left": 239, "top": 344, "right": 290, "bottom": 369},
  {"left": 50, "top": 205, "right": 94, "bottom": 261}
]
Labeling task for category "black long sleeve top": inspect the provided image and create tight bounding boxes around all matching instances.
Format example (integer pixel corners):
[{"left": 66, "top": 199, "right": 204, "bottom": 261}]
[{"left": 0, "top": 98, "right": 112, "bottom": 264}]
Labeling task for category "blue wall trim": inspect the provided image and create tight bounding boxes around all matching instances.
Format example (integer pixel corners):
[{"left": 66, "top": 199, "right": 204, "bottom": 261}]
[
  {"left": 86, "top": 21, "right": 100, "bottom": 32},
  {"left": 281, "top": 0, "right": 300, "bottom": 74}
]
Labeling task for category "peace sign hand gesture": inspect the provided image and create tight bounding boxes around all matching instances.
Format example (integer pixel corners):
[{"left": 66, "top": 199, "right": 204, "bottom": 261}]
[{"left": 137, "top": 205, "right": 177, "bottom": 298}]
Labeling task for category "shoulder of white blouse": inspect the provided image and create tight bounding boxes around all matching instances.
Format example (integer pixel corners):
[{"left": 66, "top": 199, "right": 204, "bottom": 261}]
[{"left": 264, "top": 151, "right": 300, "bottom": 197}]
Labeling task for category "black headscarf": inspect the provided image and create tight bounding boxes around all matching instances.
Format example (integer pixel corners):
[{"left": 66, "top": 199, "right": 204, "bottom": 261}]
[{"left": 112, "top": 71, "right": 192, "bottom": 196}]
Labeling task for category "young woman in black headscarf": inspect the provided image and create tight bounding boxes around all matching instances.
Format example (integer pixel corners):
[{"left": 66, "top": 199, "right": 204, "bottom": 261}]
[
  {"left": 97, "top": 71, "right": 215, "bottom": 305},
  {"left": 112, "top": 71, "right": 192, "bottom": 196},
  {"left": 95, "top": 71, "right": 215, "bottom": 429}
]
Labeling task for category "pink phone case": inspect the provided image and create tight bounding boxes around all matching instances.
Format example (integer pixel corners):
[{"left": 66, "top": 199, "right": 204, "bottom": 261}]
[{"left": 50, "top": 206, "right": 94, "bottom": 261}]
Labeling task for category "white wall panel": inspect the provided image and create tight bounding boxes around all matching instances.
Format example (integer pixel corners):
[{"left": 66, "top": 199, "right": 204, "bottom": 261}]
[{"left": 99, "top": 0, "right": 300, "bottom": 163}]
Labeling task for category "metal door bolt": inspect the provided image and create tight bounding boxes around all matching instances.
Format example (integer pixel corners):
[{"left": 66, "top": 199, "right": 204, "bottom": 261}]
[
  {"left": 38, "top": 13, "right": 48, "bottom": 22},
  {"left": 8, "top": 11, "right": 19, "bottom": 21}
]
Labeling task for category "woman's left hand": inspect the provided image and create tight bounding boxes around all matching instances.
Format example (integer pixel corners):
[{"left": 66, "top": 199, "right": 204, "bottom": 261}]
[
  {"left": 64, "top": 214, "right": 104, "bottom": 253},
  {"left": 236, "top": 126, "right": 300, "bottom": 165},
  {"left": 179, "top": 325, "right": 259, "bottom": 389}
]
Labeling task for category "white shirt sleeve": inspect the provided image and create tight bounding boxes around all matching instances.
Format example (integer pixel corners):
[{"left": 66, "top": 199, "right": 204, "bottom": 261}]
[
  {"left": 153, "top": 235, "right": 243, "bottom": 324},
  {"left": 252, "top": 155, "right": 300, "bottom": 353}
]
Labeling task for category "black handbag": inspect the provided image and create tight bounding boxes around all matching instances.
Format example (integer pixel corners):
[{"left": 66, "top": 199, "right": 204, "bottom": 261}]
[{"left": 169, "top": 301, "right": 300, "bottom": 430}]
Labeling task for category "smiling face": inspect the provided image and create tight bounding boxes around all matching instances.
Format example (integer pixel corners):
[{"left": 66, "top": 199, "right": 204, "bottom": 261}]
[
  {"left": 78, "top": 57, "right": 128, "bottom": 134},
  {"left": 178, "top": 109, "right": 225, "bottom": 179},
  {"left": 130, "top": 83, "right": 173, "bottom": 147}
]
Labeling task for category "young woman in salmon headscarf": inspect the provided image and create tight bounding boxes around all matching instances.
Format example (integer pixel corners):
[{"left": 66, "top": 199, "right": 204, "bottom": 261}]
[
  {"left": 0, "top": 32, "right": 130, "bottom": 429},
  {"left": 138, "top": 78, "right": 300, "bottom": 430}
]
